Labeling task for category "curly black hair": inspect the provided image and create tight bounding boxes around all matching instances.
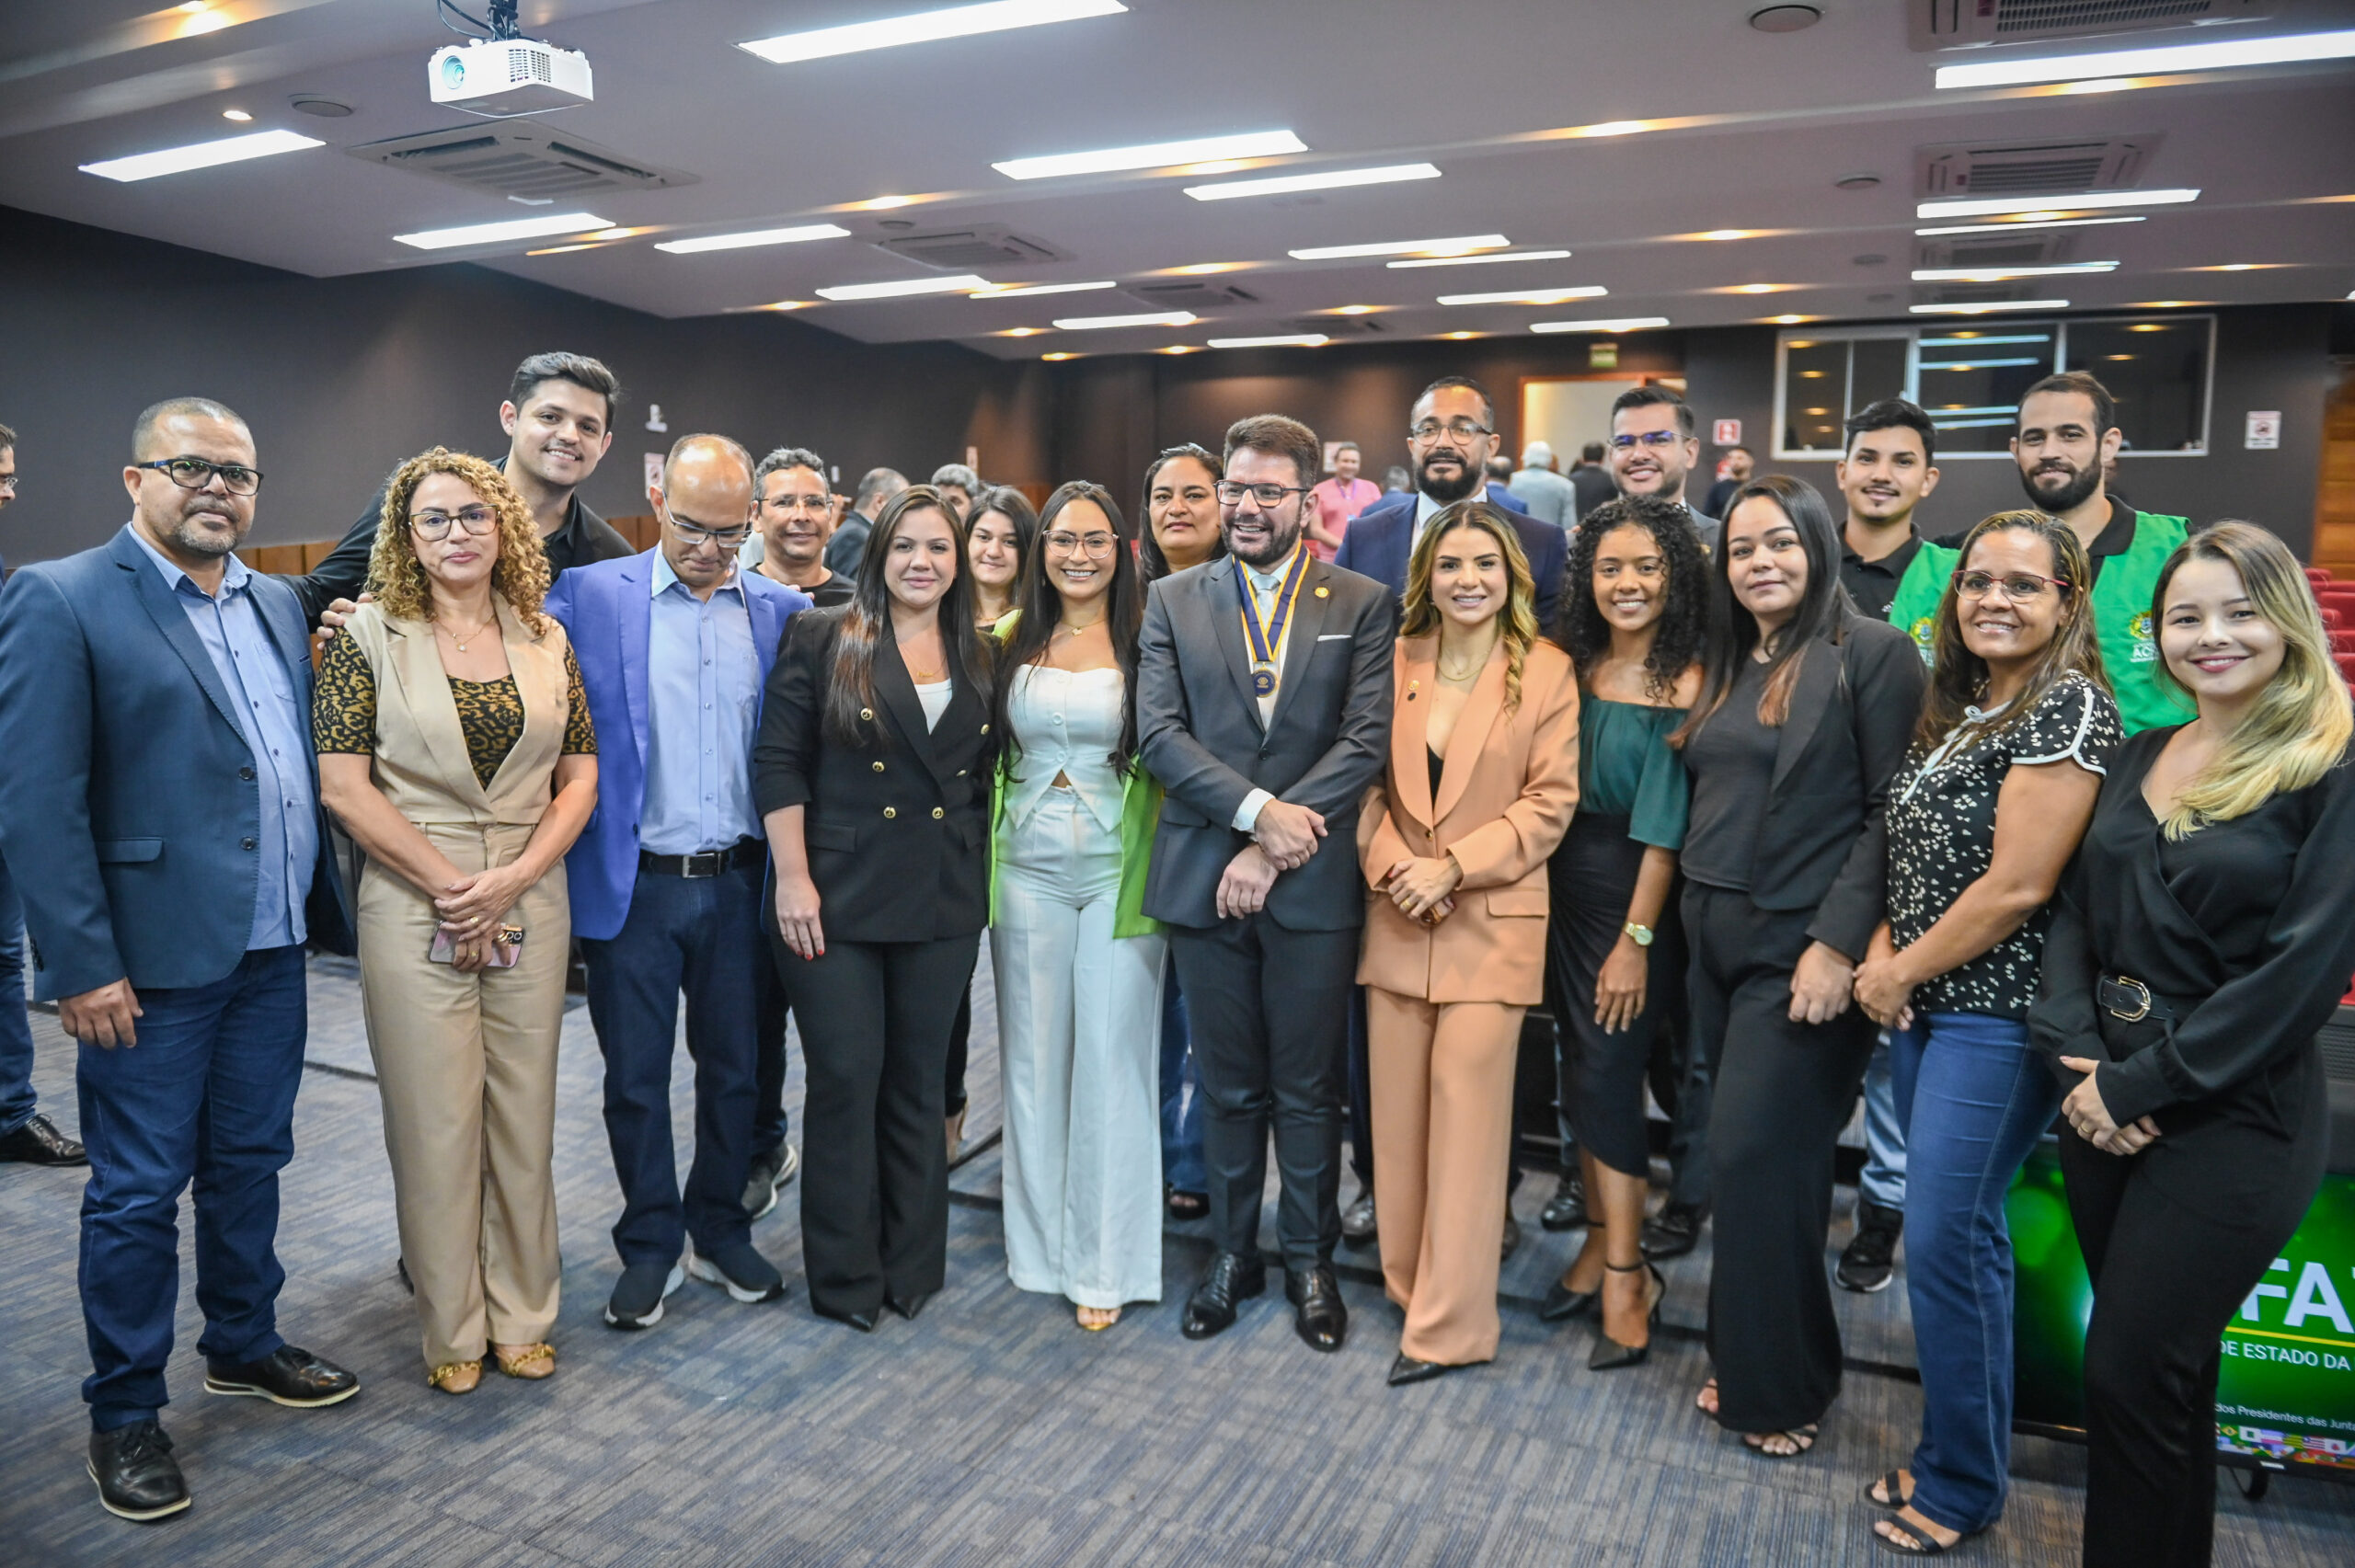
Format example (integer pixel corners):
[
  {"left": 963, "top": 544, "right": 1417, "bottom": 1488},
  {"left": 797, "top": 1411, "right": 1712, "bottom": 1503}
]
[{"left": 1553, "top": 495, "right": 1713, "bottom": 700}]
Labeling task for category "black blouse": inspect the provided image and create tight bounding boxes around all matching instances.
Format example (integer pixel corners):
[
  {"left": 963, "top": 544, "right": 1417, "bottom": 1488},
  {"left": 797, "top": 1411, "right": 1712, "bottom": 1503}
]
[
  {"left": 1887, "top": 672, "right": 2120, "bottom": 1018},
  {"left": 1680, "top": 656, "right": 1776, "bottom": 893},
  {"left": 2029, "top": 726, "right": 2355, "bottom": 1124}
]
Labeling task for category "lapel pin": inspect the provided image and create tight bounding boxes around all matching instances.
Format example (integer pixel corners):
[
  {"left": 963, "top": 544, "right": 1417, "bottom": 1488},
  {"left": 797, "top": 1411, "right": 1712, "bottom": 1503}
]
[{"left": 1314, "top": 585, "right": 1329, "bottom": 598}]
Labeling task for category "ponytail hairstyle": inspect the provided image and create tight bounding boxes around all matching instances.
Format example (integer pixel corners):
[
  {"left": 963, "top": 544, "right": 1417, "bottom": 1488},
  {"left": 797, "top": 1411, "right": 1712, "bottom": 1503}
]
[
  {"left": 1915, "top": 510, "right": 2110, "bottom": 751},
  {"left": 1674, "top": 475, "right": 1850, "bottom": 745},
  {"left": 822, "top": 485, "right": 995, "bottom": 744},
  {"left": 994, "top": 481, "right": 1146, "bottom": 776},
  {"left": 2148, "top": 521, "right": 2352, "bottom": 839}
]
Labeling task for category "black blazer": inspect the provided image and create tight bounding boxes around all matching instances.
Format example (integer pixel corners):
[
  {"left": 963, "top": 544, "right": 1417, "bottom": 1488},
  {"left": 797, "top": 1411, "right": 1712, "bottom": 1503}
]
[
  {"left": 1136, "top": 555, "right": 1396, "bottom": 931},
  {"left": 752, "top": 604, "right": 991, "bottom": 944},
  {"left": 1706, "top": 611, "right": 1924, "bottom": 959}
]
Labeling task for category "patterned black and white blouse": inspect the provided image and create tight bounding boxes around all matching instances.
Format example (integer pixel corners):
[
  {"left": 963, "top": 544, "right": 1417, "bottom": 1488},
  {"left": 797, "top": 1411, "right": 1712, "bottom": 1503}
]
[{"left": 1886, "top": 670, "right": 2121, "bottom": 1019}]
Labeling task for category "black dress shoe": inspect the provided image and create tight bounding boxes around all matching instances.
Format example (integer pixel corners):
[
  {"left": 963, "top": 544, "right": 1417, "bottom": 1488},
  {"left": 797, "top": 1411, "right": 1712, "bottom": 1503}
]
[
  {"left": 1285, "top": 1264, "right": 1348, "bottom": 1353},
  {"left": 1387, "top": 1353, "right": 1456, "bottom": 1387},
  {"left": 1539, "top": 1175, "right": 1588, "bottom": 1233},
  {"left": 814, "top": 1302, "right": 879, "bottom": 1333},
  {"left": 1639, "top": 1201, "right": 1708, "bottom": 1261},
  {"left": 1180, "top": 1251, "right": 1266, "bottom": 1340},
  {"left": 884, "top": 1289, "right": 932, "bottom": 1322},
  {"left": 202, "top": 1345, "right": 359, "bottom": 1408},
  {"left": 1339, "top": 1190, "right": 1377, "bottom": 1247},
  {"left": 88, "top": 1420, "right": 190, "bottom": 1522},
  {"left": 1539, "top": 1276, "right": 1601, "bottom": 1323},
  {"left": 0, "top": 1112, "right": 87, "bottom": 1167}
]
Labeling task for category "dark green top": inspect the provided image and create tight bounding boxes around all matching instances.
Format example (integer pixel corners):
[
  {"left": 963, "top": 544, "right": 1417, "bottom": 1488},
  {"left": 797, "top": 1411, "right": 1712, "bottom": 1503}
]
[{"left": 1578, "top": 697, "right": 1691, "bottom": 852}]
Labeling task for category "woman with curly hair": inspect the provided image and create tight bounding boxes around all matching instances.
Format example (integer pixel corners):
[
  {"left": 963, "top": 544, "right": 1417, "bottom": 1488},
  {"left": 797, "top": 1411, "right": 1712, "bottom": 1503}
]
[
  {"left": 1537, "top": 496, "right": 1709, "bottom": 1370},
  {"left": 314, "top": 447, "right": 599, "bottom": 1395}
]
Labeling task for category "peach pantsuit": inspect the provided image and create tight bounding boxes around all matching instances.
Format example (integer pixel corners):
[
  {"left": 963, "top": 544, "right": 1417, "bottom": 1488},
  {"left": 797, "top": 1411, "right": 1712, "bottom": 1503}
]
[{"left": 1357, "top": 635, "right": 1579, "bottom": 1365}]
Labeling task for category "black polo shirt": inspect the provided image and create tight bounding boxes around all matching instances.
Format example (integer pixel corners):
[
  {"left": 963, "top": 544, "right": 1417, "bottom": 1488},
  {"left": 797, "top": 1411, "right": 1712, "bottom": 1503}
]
[{"left": 1840, "top": 528, "right": 1925, "bottom": 621}]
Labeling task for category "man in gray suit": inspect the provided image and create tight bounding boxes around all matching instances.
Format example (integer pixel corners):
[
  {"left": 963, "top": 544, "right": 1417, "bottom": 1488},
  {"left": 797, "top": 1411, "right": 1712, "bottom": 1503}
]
[{"left": 1137, "top": 414, "right": 1396, "bottom": 1354}]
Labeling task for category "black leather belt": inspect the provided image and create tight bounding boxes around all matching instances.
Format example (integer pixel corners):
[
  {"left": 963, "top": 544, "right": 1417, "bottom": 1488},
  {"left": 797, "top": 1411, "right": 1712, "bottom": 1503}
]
[
  {"left": 638, "top": 838, "right": 763, "bottom": 878},
  {"left": 2098, "top": 974, "right": 2177, "bottom": 1024}
]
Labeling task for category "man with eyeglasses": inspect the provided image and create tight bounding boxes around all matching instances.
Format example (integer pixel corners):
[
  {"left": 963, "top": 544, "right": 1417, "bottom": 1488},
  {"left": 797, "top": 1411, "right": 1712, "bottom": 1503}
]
[
  {"left": 291, "top": 352, "right": 636, "bottom": 627},
  {"left": 745, "top": 448, "right": 854, "bottom": 612},
  {"left": 545, "top": 434, "right": 809, "bottom": 1330},
  {"left": 0, "top": 422, "right": 90, "bottom": 1173},
  {"left": 1606, "top": 384, "right": 1721, "bottom": 555},
  {"left": 1138, "top": 413, "right": 1396, "bottom": 1355},
  {"left": 0, "top": 397, "right": 361, "bottom": 1523}
]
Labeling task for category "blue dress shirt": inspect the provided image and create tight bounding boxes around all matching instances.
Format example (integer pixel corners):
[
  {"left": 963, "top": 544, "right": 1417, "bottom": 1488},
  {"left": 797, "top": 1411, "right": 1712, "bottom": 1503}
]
[
  {"left": 125, "top": 525, "right": 315, "bottom": 950},
  {"left": 641, "top": 553, "right": 763, "bottom": 854}
]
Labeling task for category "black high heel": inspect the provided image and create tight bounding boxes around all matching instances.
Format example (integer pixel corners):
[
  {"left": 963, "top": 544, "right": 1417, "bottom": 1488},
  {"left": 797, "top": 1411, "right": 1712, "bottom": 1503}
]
[
  {"left": 1587, "top": 1262, "right": 1665, "bottom": 1371},
  {"left": 1539, "top": 1274, "right": 1600, "bottom": 1322}
]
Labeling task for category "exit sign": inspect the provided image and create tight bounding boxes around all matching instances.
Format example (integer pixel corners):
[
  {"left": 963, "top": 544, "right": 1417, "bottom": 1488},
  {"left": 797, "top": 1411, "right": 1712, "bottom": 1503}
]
[{"left": 1714, "top": 418, "right": 1742, "bottom": 445}]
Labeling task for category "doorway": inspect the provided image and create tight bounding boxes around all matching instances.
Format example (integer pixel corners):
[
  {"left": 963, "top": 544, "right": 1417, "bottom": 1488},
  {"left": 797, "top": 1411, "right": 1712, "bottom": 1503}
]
[{"left": 1519, "top": 374, "right": 1681, "bottom": 469}]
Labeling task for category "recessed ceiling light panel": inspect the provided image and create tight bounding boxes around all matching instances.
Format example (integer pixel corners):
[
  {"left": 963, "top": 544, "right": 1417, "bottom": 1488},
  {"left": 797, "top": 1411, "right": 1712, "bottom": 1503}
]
[
  {"left": 1389, "top": 250, "right": 1572, "bottom": 269},
  {"left": 1207, "top": 334, "right": 1329, "bottom": 348},
  {"left": 740, "top": 0, "right": 1127, "bottom": 64},
  {"left": 1437, "top": 285, "right": 1607, "bottom": 306},
  {"left": 1911, "top": 262, "right": 2118, "bottom": 280},
  {"left": 655, "top": 223, "right": 851, "bottom": 254},
  {"left": 994, "top": 130, "right": 1304, "bottom": 180},
  {"left": 1286, "top": 235, "right": 1508, "bottom": 260},
  {"left": 1935, "top": 28, "right": 2355, "bottom": 89},
  {"left": 1910, "top": 300, "right": 2072, "bottom": 315},
  {"left": 1052, "top": 311, "right": 1196, "bottom": 329},
  {"left": 1916, "top": 189, "right": 2198, "bottom": 219},
  {"left": 971, "top": 280, "right": 1119, "bottom": 297},
  {"left": 1185, "top": 163, "right": 1440, "bottom": 200},
  {"left": 82, "top": 129, "right": 324, "bottom": 182},
  {"left": 815, "top": 273, "right": 994, "bottom": 300},
  {"left": 1914, "top": 215, "right": 2145, "bottom": 237},
  {"left": 392, "top": 211, "right": 612, "bottom": 249},
  {"left": 1530, "top": 316, "right": 1670, "bottom": 334}
]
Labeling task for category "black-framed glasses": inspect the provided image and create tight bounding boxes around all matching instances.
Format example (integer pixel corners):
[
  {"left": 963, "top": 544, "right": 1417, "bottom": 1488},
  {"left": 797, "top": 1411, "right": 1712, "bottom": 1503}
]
[
  {"left": 137, "top": 456, "right": 263, "bottom": 496},
  {"left": 1954, "top": 569, "right": 2071, "bottom": 601},
  {"left": 1044, "top": 530, "right": 1119, "bottom": 557},
  {"left": 409, "top": 506, "right": 500, "bottom": 541},
  {"left": 1607, "top": 431, "right": 1682, "bottom": 451},
  {"left": 662, "top": 502, "right": 752, "bottom": 550},
  {"left": 1214, "top": 481, "right": 1308, "bottom": 508},
  {"left": 1408, "top": 418, "right": 1492, "bottom": 444}
]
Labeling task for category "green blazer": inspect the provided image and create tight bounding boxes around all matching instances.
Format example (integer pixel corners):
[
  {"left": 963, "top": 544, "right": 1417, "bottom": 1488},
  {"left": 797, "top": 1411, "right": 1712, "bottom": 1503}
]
[{"left": 985, "top": 612, "right": 1165, "bottom": 939}]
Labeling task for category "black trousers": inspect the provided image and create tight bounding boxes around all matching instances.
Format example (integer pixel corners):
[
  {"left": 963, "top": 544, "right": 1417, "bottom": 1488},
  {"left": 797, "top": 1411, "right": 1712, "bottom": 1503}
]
[
  {"left": 2061, "top": 1039, "right": 2327, "bottom": 1568},
  {"left": 1167, "top": 916, "right": 1358, "bottom": 1274},
  {"left": 776, "top": 931, "right": 979, "bottom": 1317},
  {"left": 1688, "top": 883, "right": 1877, "bottom": 1434},
  {"left": 751, "top": 950, "right": 793, "bottom": 1156}
]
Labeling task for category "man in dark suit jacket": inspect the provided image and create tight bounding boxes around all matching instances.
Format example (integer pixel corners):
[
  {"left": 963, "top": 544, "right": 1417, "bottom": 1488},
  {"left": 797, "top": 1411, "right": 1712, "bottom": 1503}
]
[
  {"left": 0, "top": 399, "right": 359, "bottom": 1524},
  {"left": 1138, "top": 414, "right": 1395, "bottom": 1353}
]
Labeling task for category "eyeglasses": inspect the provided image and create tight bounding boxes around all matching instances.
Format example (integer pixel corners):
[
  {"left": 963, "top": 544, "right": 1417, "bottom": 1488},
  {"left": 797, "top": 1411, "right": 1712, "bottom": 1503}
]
[
  {"left": 762, "top": 493, "right": 833, "bottom": 515},
  {"left": 409, "top": 506, "right": 500, "bottom": 540},
  {"left": 1408, "top": 418, "right": 1492, "bottom": 444},
  {"left": 1044, "top": 530, "right": 1119, "bottom": 557},
  {"left": 1954, "top": 569, "right": 2071, "bottom": 601},
  {"left": 1214, "top": 481, "right": 1309, "bottom": 508},
  {"left": 137, "top": 456, "right": 263, "bottom": 496},
  {"left": 1607, "top": 431, "right": 1683, "bottom": 451},
  {"left": 663, "top": 504, "right": 752, "bottom": 550},
  {"left": 0, "top": 475, "right": 17, "bottom": 494}
]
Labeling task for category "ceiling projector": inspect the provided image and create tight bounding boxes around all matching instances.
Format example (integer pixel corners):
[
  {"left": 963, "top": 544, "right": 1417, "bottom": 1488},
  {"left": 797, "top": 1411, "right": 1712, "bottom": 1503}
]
[{"left": 429, "top": 38, "right": 593, "bottom": 117}]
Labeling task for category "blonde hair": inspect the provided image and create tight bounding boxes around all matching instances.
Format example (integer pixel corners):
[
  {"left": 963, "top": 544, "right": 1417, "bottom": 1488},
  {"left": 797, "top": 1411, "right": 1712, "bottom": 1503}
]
[
  {"left": 367, "top": 447, "right": 552, "bottom": 630},
  {"left": 2152, "top": 521, "right": 2352, "bottom": 839},
  {"left": 1401, "top": 499, "right": 1539, "bottom": 712}
]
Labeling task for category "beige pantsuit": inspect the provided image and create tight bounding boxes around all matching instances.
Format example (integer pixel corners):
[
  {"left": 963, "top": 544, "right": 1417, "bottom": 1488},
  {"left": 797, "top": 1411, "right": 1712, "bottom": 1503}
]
[
  {"left": 1357, "top": 635, "right": 1580, "bottom": 1366},
  {"left": 340, "top": 602, "right": 575, "bottom": 1371}
]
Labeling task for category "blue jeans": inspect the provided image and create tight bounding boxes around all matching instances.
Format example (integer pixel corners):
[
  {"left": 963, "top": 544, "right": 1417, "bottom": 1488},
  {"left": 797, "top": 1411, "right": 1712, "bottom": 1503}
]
[
  {"left": 1860, "top": 1032, "right": 1906, "bottom": 1209},
  {"left": 76, "top": 945, "right": 307, "bottom": 1430},
  {"left": 582, "top": 864, "right": 763, "bottom": 1267},
  {"left": 1888, "top": 1011, "right": 2062, "bottom": 1535},
  {"left": 0, "top": 848, "right": 37, "bottom": 1136},
  {"left": 1158, "top": 955, "right": 1206, "bottom": 1196}
]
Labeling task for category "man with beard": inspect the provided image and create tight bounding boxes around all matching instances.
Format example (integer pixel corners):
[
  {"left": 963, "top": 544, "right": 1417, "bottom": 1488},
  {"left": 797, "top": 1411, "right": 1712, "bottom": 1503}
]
[
  {"left": 290, "top": 352, "right": 635, "bottom": 625},
  {"left": 0, "top": 399, "right": 360, "bottom": 1522},
  {"left": 1885, "top": 372, "right": 2191, "bottom": 735},
  {"left": 1138, "top": 414, "right": 1395, "bottom": 1354},
  {"left": 1606, "top": 385, "right": 1720, "bottom": 554}
]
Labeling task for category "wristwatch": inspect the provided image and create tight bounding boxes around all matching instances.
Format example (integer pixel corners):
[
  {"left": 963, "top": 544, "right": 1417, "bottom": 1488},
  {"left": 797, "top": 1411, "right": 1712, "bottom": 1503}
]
[{"left": 1622, "top": 921, "right": 1654, "bottom": 947}]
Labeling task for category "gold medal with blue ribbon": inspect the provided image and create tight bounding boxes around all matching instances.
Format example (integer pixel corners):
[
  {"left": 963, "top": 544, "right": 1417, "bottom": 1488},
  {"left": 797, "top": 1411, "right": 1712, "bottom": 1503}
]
[{"left": 1238, "top": 548, "right": 1310, "bottom": 700}]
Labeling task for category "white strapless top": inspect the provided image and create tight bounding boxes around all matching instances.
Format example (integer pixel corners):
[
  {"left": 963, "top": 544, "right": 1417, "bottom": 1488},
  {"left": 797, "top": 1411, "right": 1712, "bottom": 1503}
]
[{"left": 1003, "top": 664, "right": 1126, "bottom": 834}]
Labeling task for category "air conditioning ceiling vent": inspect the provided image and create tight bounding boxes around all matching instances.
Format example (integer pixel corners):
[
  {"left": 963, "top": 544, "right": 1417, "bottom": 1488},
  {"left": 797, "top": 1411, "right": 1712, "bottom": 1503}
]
[
  {"left": 871, "top": 227, "right": 1070, "bottom": 269},
  {"left": 1916, "top": 281, "right": 2034, "bottom": 305},
  {"left": 1128, "top": 281, "right": 1261, "bottom": 310},
  {"left": 1917, "top": 136, "right": 2155, "bottom": 198},
  {"left": 1302, "top": 316, "right": 1388, "bottom": 337},
  {"left": 348, "top": 126, "right": 696, "bottom": 199},
  {"left": 1919, "top": 234, "right": 2074, "bottom": 269},
  {"left": 1908, "top": 0, "right": 2276, "bottom": 50}
]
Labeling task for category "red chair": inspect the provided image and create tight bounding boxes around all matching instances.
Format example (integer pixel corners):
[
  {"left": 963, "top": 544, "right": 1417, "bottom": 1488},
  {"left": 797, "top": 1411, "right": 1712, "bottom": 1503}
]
[
  {"left": 2325, "top": 605, "right": 2347, "bottom": 631},
  {"left": 2334, "top": 631, "right": 2355, "bottom": 656},
  {"left": 2337, "top": 653, "right": 2355, "bottom": 687},
  {"left": 2306, "top": 567, "right": 2334, "bottom": 587}
]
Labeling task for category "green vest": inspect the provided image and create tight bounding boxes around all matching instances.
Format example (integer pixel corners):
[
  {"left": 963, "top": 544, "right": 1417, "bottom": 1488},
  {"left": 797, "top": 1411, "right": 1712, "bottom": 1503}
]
[{"left": 1883, "top": 509, "right": 2194, "bottom": 736}]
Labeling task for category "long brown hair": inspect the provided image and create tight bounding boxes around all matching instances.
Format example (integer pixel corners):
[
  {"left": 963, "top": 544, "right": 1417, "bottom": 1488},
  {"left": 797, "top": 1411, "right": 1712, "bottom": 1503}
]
[
  {"left": 1916, "top": 511, "right": 2108, "bottom": 751},
  {"left": 822, "top": 485, "right": 994, "bottom": 744},
  {"left": 368, "top": 447, "right": 551, "bottom": 630},
  {"left": 1401, "top": 499, "right": 1539, "bottom": 712},
  {"left": 994, "top": 481, "right": 1145, "bottom": 777}
]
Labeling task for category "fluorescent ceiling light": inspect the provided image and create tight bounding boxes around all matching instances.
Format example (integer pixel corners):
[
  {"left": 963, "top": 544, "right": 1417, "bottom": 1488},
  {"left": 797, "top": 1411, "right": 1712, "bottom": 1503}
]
[
  {"left": 1051, "top": 311, "right": 1196, "bottom": 329},
  {"left": 1910, "top": 300, "right": 2071, "bottom": 315},
  {"left": 1916, "top": 189, "right": 2197, "bottom": 219},
  {"left": 813, "top": 274, "right": 995, "bottom": 301},
  {"left": 1920, "top": 357, "right": 2044, "bottom": 369},
  {"left": 1286, "top": 235, "right": 1508, "bottom": 260},
  {"left": 1185, "top": 163, "right": 1440, "bottom": 201},
  {"left": 1914, "top": 215, "right": 2145, "bottom": 237},
  {"left": 1390, "top": 250, "right": 1572, "bottom": 269},
  {"left": 740, "top": 0, "right": 1126, "bottom": 64},
  {"left": 970, "top": 280, "right": 1118, "bottom": 297},
  {"left": 1919, "top": 335, "right": 2051, "bottom": 346},
  {"left": 393, "top": 212, "right": 612, "bottom": 250},
  {"left": 1437, "top": 285, "right": 1607, "bottom": 306},
  {"left": 1912, "top": 261, "right": 2118, "bottom": 281},
  {"left": 1934, "top": 27, "right": 2355, "bottom": 88},
  {"left": 1207, "top": 334, "right": 1329, "bottom": 348},
  {"left": 1530, "top": 316, "right": 1670, "bottom": 334},
  {"left": 994, "top": 130, "right": 1304, "bottom": 180},
  {"left": 81, "top": 129, "right": 323, "bottom": 183},
  {"left": 655, "top": 223, "right": 851, "bottom": 254}
]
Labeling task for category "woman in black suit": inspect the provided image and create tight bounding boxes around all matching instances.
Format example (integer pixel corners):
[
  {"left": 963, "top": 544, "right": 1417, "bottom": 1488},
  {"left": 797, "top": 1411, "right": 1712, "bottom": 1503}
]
[
  {"left": 2031, "top": 522, "right": 2355, "bottom": 1568},
  {"left": 1673, "top": 475, "right": 1925, "bottom": 1456},
  {"left": 756, "top": 486, "right": 996, "bottom": 1332}
]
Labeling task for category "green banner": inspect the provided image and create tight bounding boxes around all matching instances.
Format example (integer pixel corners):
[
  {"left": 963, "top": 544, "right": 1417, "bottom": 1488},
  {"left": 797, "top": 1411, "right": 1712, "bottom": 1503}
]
[{"left": 2010, "top": 1144, "right": 2355, "bottom": 1475}]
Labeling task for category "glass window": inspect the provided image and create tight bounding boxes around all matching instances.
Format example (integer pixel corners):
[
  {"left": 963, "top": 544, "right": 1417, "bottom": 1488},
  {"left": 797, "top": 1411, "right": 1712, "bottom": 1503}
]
[
  {"left": 1914, "top": 326, "right": 2059, "bottom": 453},
  {"left": 2063, "top": 316, "right": 2211, "bottom": 452},
  {"left": 1780, "top": 338, "right": 1846, "bottom": 453}
]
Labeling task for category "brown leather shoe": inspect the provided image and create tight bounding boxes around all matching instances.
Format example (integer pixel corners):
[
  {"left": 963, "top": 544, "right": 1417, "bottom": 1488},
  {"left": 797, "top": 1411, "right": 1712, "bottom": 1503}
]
[
  {"left": 428, "top": 1360, "right": 482, "bottom": 1394},
  {"left": 490, "top": 1342, "right": 555, "bottom": 1379}
]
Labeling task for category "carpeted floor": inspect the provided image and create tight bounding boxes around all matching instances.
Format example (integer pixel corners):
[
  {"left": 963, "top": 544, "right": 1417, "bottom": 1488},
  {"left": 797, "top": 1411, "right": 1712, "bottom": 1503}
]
[{"left": 2, "top": 953, "right": 2349, "bottom": 1567}]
